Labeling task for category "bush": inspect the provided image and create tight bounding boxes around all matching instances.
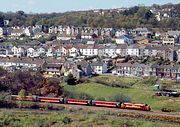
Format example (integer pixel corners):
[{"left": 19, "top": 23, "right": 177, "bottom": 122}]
[
  {"left": 108, "top": 93, "right": 131, "bottom": 102},
  {"left": 95, "top": 97, "right": 106, "bottom": 101},
  {"left": 63, "top": 90, "right": 94, "bottom": 100},
  {"left": 141, "top": 76, "right": 157, "bottom": 86},
  {"left": 62, "top": 116, "right": 71, "bottom": 124},
  {"left": 64, "top": 74, "right": 76, "bottom": 85},
  {"left": 76, "top": 93, "right": 94, "bottom": 100},
  {"left": 10, "top": 121, "right": 22, "bottom": 127},
  {"left": 34, "top": 119, "right": 49, "bottom": 127},
  {"left": 0, "top": 112, "right": 17, "bottom": 127},
  {"left": 161, "top": 102, "right": 177, "bottom": 112}
]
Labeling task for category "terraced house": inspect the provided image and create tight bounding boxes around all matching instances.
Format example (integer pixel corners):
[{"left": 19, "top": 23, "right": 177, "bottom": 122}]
[
  {"left": 112, "top": 63, "right": 152, "bottom": 77},
  {"left": 112, "top": 63, "right": 180, "bottom": 79}
]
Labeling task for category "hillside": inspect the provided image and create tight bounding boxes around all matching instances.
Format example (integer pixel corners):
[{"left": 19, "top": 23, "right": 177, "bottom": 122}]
[{"left": 0, "top": 3, "right": 179, "bottom": 29}]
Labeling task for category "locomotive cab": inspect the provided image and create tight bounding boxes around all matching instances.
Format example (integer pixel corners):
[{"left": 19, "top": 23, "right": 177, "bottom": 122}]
[
  {"left": 60, "top": 98, "right": 65, "bottom": 104},
  {"left": 32, "top": 95, "right": 39, "bottom": 102}
]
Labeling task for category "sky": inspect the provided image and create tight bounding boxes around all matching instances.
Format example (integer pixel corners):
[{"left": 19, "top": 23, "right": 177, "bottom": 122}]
[{"left": 0, "top": 0, "right": 179, "bottom": 13}]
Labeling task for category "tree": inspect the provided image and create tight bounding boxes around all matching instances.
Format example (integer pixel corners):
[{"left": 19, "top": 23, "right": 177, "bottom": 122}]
[
  {"left": 64, "top": 74, "right": 76, "bottom": 85},
  {"left": 0, "top": 70, "right": 63, "bottom": 97},
  {"left": 152, "top": 4, "right": 160, "bottom": 9},
  {"left": 0, "top": 67, "right": 7, "bottom": 77},
  {"left": 18, "top": 89, "right": 26, "bottom": 98},
  {"left": 0, "top": 16, "right": 4, "bottom": 27},
  {"left": 137, "top": 7, "right": 153, "bottom": 20}
]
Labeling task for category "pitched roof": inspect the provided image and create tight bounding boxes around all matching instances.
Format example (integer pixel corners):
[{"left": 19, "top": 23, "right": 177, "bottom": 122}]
[
  {"left": 46, "top": 59, "right": 65, "bottom": 64},
  {"left": 0, "top": 57, "right": 44, "bottom": 65},
  {"left": 11, "top": 28, "right": 24, "bottom": 33}
]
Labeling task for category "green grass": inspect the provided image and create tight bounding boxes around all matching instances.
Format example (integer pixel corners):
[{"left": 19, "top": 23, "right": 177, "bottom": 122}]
[
  {"left": 90, "top": 75, "right": 139, "bottom": 87},
  {"left": 0, "top": 109, "right": 179, "bottom": 127},
  {"left": 63, "top": 76, "right": 180, "bottom": 112}
]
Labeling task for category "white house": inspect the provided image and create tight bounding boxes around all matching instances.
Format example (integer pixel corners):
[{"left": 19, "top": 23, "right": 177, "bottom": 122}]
[
  {"left": 34, "top": 32, "right": 45, "bottom": 39},
  {"left": 0, "top": 57, "right": 44, "bottom": 71},
  {"left": 81, "top": 33, "right": 97, "bottom": 39},
  {"left": 78, "top": 45, "right": 100, "bottom": 56},
  {"left": 162, "top": 36, "right": 175, "bottom": 45},
  {"left": 116, "top": 35, "right": 134, "bottom": 45},
  {"left": 27, "top": 47, "right": 40, "bottom": 58},
  {"left": 49, "top": 26, "right": 58, "bottom": 34},
  {"left": 132, "top": 27, "right": 151, "bottom": 36},
  {"left": 0, "top": 27, "right": 3, "bottom": 37},
  {"left": 92, "top": 61, "right": 108, "bottom": 74},
  {"left": 126, "top": 45, "right": 140, "bottom": 57},
  {"left": 115, "top": 44, "right": 127, "bottom": 56},
  {"left": 115, "top": 29, "right": 127, "bottom": 38},
  {"left": 103, "top": 44, "right": 116, "bottom": 57},
  {"left": 11, "top": 46, "right": 25, "bottom": 57},
  {"left": 24, "top": 27, "right": 33, "bottom": 36},
  {"left": 57, "top": 34, "right": 76, "bottom": 41},
  {"left": 46, "top": 47, "right": 54, "bottom": 57},
  {"left": 36, "top": 47, "right": 47, "bottom": 56}
]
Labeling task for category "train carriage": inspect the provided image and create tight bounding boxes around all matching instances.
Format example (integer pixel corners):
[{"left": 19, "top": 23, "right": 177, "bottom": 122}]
[
  {"left": 92, "top": 101, "right": 121, "bottom": 108},
  {"left": 65, "top": 99, "right": 91, "bottom": 105},
  {"left": 11, "top": 95, "right": 33, "bottom": 101},
  {"left": 38, "top": 97, "right": 60, "bottom": 103}
]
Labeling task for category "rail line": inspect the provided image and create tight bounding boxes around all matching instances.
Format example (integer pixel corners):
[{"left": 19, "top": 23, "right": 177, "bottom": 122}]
[
  {"left": 11, "top": 95, "right": 180, "bottom": 123},
  {"left": 10, "top": 101, "right": 180, "bottom": 124}
]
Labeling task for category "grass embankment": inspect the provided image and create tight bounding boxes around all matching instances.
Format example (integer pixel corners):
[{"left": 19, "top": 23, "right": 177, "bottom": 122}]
[
  {"left": 0, "top": 109, "right": 179, "bottom": 127},
  {"left": 63, "top": 76, "right": 180, "bottom": 112}
]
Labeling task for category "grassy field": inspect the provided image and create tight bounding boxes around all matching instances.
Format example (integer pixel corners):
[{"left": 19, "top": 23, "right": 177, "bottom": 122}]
[
  {"left": 63, "top": 76, "right": 180, "bottom": 112},
  {"left": 0, "top": 109, "right": 179, "bottom": 127}
]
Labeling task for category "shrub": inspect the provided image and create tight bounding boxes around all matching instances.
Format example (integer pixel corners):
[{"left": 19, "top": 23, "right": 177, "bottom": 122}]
[
  {"left": 161, "top": 102, "right": 177, "bottom": 112},
  {"left": 18, "top": 89, "right": 26, "bottom": 97},
  {"left": 0, "top": 112, "right": 16, "bottom": 126},
  {"left": 76, "top": 93, "right": 94, "bottom": 100},
  {"left": 34, "top": 119, "right": 49, "bottom": 127},
  {"left": 64, "top": 74, "right": 76, "bottom": 85},
  {"left": 63, "top": 90, "right": 94, "bottom": 100},
  {"left": 108, "top": 93, "right": 131, "bottom": 102},
  {"left": 62, "top": 116, "right": 71, "bottom": 124},
  {"left": 95, "top": 97, "right": 106, "bottom": 101},
  {"left": 9, "top": 121, "right": 22, "bottom": 127},
  {"left": 141, "top": 76, "right": 157, "bottom": 86}
]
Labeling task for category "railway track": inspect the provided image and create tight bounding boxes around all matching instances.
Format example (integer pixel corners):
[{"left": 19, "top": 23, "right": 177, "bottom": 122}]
[
  {"left": 16, "top": 101, "right": 180, "bottom": 124},
  {"left": 53, "top": 103, "right": 180, "bottom": 117},
  {"left": 10, "top": 94, "right": 180, "bottom": 124}
]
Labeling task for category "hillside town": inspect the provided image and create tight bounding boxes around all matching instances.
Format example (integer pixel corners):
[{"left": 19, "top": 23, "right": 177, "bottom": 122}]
[
  {"left": 0, "top": 1, "right": 180, "bottom": 126},
  {"left": 0, "top": 20, "right": 180, "bottom": 80}
]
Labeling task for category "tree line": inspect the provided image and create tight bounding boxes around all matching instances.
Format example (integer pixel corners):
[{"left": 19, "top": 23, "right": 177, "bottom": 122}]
[{"left": 0, "top": 3, "right": 179, "bottom": 30}]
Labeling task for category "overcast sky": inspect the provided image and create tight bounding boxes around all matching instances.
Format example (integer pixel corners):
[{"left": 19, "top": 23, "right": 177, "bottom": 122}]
[{"left": 1, "top": 0, "right": 179, "bottom": 13}]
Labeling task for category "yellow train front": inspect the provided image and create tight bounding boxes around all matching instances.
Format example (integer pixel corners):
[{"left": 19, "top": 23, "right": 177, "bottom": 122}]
[{"left": 120, "top": 103, "right": 151, "bottom": 111}]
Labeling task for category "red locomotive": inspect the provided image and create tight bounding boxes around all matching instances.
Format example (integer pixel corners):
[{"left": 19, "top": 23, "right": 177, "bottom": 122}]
[{"left": 11, "top": 95, "right": 151, "bottom": 111}]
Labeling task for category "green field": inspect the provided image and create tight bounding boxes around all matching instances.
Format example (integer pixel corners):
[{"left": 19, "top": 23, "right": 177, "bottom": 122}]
[
  {"left": 63, "top": 76, "right": 180, "bottom": 112},
  {"left": 0, "top": 109, "right": 179, "bottom": 127}
]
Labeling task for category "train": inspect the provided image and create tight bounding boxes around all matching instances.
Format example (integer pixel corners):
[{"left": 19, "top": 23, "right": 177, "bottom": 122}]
[{"left": 11, "top": 95, "right": 151, "bottom": 111}]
